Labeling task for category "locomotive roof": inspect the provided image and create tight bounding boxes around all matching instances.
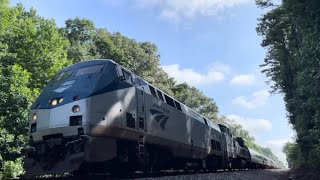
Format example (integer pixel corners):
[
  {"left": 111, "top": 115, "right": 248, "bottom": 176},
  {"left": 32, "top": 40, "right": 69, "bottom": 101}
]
[{"left": 61, "top": 59, "right": 115, "bottom": 72}]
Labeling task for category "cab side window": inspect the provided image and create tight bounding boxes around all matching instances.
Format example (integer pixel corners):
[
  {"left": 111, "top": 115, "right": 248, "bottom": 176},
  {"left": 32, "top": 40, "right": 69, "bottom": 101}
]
[
  {"left": 149, "top": 85, "right": 157, "bottom": 98},
  {"left": 157, "top": 90, "right": 164, "bottom": 101},
  {"left": 174, "top": 101, "right": 182, "bottom": 111},
  {"left": 122, "top": 69, "right": 133, "bottom": 84},
  {"left": 164, "top": 95, "right": 175, "bottom": 108},
  {"left": 203, "top": 117, "right": 208, "bottom": 125}
]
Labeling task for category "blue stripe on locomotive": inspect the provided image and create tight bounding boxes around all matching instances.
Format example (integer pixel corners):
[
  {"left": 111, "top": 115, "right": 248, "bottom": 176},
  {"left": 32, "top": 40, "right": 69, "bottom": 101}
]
[{"left": 31, "top": 60, "right": 140, "bottom": 109}]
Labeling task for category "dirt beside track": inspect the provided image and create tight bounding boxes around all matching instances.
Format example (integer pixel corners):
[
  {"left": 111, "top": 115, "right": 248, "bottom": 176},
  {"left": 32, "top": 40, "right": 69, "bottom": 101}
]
[{"left": 286, "top": 166, "right": 320, "bottom": 180}]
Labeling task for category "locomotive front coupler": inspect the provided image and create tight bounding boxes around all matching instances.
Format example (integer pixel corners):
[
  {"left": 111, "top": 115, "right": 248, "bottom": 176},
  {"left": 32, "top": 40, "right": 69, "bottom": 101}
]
[
  {"left": 24, "top": 135, "right": 89, "bottom": 164},
  {"left": 43, "top": 135, "right": 89, "bottom": 170}
]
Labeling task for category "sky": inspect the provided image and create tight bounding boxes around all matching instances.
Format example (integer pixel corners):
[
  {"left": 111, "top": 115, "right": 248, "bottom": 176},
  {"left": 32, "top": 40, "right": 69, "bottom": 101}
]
[{"left": 11, "top": 0, "right": 294, "bottom": 166}]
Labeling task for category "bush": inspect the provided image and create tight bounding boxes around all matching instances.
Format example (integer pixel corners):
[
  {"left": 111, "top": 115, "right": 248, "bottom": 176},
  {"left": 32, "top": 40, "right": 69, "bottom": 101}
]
[
  {"left": 1, "top": 158, "right": 24, "bottom": 179},
  {"left": 283, "top": 142, "right": 304, "bottom": 168}
]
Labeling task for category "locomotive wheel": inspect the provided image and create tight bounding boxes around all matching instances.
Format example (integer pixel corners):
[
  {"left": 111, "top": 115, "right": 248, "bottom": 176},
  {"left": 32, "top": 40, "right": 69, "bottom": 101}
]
[{"left": 142, "top": 147, "right": 159, "bottom": 174}]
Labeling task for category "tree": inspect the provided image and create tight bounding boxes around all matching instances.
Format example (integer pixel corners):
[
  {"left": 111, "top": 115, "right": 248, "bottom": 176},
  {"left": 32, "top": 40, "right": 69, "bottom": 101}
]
[
  {"left": 261, "top": 147, "right": 279, "bottom": 161},
  {"left": 0, "top": 64, "right": 34, "bottom": 178},
  {"left": 64, "top": 18, "right": 98, "bottom": 62},
  {"left": 1, "top": 4, "right": 71, "bottom": 90},
  {"left": 0, "top": 2, "right": 70, "bottom": 178},
  {"left": 257, "top": 0, "right": 320, "bottom": 168},
  {"left": 283, "top": 142, "right": 303, "bottom": 168},
  {"left": 171, "top": 83, "right": 219, "bottom": 121}
]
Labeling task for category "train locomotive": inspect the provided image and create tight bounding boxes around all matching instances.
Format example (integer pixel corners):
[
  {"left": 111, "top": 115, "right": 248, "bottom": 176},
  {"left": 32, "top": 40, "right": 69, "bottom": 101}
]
[{"left": 24, "top": 59, "right": 282, "bottom": 177}]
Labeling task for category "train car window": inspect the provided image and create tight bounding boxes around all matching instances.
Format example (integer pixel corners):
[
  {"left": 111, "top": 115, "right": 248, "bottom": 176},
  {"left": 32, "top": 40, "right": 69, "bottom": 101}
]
[
  {"left": 75, "top": 64, "right": 104, "bottom": 76},
  {"left": 149, "top": 85, "right": 157, "bottom": 98},
  {"left": 156, "top": 90, "right": 164, "bottom": 101},
  {"left": 122, "top": 69, "right": 133, "bottom": 84},
  {"left": 218, "top": 124, "right": 226, "bottom": 133},
  {"left": 174, "top": 101, "right": 182, "bottom": 111},
  {"left": 203, "top": 118, "right": 208, "bottom": 126},
  {"left": 164, "top": 95, "right": 175, "bottom": 108},
  {"left": 115, "top": 64, "right": 123, "bottom": 78}
]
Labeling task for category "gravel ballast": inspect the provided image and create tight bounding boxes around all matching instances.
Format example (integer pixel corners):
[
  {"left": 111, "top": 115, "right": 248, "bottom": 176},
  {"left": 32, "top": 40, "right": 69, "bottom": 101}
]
[{"left": 136, "top": 169, "right": 288, "bottom": 180}]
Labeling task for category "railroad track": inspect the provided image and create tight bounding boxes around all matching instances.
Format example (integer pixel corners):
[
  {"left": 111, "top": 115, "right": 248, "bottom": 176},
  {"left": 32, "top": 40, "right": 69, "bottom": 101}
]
[{"left": 20, "top": 169, "right": 288, "bottom": 180}]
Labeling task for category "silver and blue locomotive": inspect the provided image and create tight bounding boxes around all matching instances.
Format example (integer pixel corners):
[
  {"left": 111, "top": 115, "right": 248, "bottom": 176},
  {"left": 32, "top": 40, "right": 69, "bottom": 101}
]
[{"left": 24, "top": 59, "right": 282, "bottom": 177}]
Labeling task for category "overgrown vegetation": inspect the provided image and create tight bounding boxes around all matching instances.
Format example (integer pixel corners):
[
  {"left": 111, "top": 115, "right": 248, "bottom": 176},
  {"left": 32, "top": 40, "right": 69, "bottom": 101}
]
[
  {"left": 283, "top": 142, "right": 303, "bottom": 168},
  {"left": 256, "top": 0, "right": 320, "bottom": 168},
  {"left": 0, "top": 0, "right": 281, "bottom": 178}
]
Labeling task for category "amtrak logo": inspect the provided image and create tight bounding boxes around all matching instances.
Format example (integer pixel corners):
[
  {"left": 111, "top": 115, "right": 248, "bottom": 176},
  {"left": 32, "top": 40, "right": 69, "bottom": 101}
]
[{"left": 150, "top": 109, "right": 169, "bottom": 131}]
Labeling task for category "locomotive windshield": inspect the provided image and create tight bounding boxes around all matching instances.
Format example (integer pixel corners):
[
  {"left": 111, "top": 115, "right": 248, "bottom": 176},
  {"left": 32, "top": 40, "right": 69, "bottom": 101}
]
[
  {"left": 51, "top": 70, "right": 74, "bottom": 83},
  {"left": 50, "top": 64, "right": 104, "bottom": 84},
  {"left": 75, "top": 64, "right": 104, "bottom": 76}
]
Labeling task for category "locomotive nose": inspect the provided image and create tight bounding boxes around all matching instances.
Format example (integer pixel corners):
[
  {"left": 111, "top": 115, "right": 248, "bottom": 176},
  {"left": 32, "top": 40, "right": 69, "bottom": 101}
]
[{"left": 29, "top": 98, "right": 88, "bottom": 139}]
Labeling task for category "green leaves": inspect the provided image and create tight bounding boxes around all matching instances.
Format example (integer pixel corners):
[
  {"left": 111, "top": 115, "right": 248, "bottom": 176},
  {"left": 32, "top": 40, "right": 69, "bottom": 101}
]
[
  {"left": 1, "top": 158, "right": 24, "bottom": 179},
  {"left": 0, "top": 2, "right": 70, "bottom": 178},
  {"left": 65, "top": 18, "right": 95, "bottom": 44},
  {"left": 0, "top": 64, "right": 32, "bottom": 178},
  {"left": 171, "top": 83, "right": 218, "bottom": 121},
  {"left": 257, "top": 0, "right": 320, "bottom": 168},
  {"left": 283, "top": 142, "right": 303, "bottom": 168},
  {"left": 1, "top": 4, "right": 70, "bottom": 90}
]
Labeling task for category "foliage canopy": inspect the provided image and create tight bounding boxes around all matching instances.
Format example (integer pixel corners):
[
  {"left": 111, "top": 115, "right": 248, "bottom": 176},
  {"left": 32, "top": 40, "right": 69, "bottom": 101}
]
[{"left": 256, "top": 0, "right": 320, "bottom": 168}]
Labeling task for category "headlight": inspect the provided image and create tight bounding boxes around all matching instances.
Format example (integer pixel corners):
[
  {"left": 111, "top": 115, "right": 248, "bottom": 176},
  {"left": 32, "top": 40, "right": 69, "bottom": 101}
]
[
  {"left": 32, "top": 113, "right": 37, "bottom": 121},
  {"left": 58, "top": 97, "right": 64, "bottom": 104},
  {"left": 50, "top": 97, "right": 64, "bottom": 106},
  {"left": 51, "top": 99, "right": 58, "bottom": 106},
  {"left": 72, "top": 105, "right": 80, "bottom": 113}
]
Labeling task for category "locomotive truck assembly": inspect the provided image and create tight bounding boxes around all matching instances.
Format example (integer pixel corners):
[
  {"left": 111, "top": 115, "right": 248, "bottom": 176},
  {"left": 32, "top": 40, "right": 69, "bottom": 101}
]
[{"left": 24, "top": 59, "right": 284, "bottom": 178}]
